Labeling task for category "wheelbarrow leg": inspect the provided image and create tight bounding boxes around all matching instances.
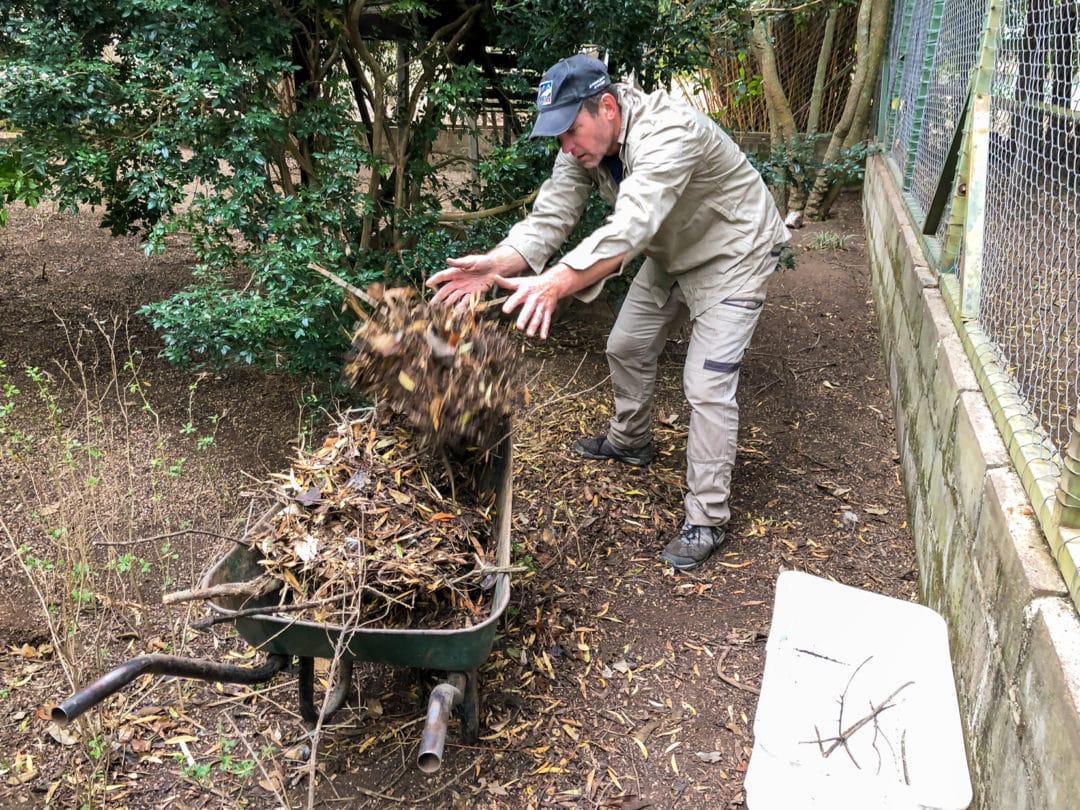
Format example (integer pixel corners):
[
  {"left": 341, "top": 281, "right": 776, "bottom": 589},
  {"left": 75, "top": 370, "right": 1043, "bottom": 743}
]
[
  {"left": 458, "top": 669, "right": 479, "bottom": 745},
  {"left": 297, "top": 656, "right": 354, "bottom": 724}
]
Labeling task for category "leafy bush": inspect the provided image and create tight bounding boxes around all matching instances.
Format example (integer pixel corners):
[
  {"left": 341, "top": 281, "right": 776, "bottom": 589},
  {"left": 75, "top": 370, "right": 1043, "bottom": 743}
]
[
  {"left": 746, "top": 133, "right": 875, "bottom": 200},
  {"left": 0, "top": 144, "right": 45, "bottom": 227},
  {"left": 0, "top": 0, "right": 739, "bottom": 376},
  {"left": 494, "top": 0, "right": 724, "bottom": 91}
]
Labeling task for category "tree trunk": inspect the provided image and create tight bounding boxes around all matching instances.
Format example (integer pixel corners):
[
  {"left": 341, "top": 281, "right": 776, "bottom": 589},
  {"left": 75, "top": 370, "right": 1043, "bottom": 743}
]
[
  {"left": 804, "top": 0, "right": 889, "bottom": 220},
  {"left": 750, "top": 13, "right": 799, "bottom": 213},
  {"left": 750, "top": 16, "right": 798, "bottom": 140},
  {"left": 807, "top": 5, "right": 838, "bottom": 136}
]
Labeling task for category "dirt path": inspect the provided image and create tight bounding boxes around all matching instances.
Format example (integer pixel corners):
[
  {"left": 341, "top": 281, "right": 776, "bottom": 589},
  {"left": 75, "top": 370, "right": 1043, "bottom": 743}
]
[{"left": 0, "top": 190, "right": 915, "bottom": 808}]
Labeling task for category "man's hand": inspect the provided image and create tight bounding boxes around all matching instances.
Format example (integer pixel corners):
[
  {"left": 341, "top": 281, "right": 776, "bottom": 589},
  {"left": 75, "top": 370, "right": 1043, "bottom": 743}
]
[
  {"left": 426, "top": 255, "right": 498, "bottom": 307},
  {"left": 496, "top": 265, "right": 574, "bottom": 339},
  {"left": 497, "top": 254, "right": 625, "bottom": 339}
]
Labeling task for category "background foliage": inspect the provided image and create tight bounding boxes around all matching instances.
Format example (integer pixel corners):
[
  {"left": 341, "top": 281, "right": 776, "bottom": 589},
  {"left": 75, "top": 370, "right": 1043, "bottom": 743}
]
[{"left": 0, "top": 0, "right": 738, "bottom": 377}]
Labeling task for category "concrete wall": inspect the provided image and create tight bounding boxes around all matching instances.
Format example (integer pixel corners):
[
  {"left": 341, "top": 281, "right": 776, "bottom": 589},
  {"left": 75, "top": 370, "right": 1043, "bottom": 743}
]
[{"left": 863, "top": 155, "right": 1080, "bottom": 809}]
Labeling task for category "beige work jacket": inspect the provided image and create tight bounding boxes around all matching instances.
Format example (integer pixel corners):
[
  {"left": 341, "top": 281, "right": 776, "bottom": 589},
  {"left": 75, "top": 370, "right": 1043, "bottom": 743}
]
[{"left": 500, "top": 84, "right": 790, "bottom": 318}]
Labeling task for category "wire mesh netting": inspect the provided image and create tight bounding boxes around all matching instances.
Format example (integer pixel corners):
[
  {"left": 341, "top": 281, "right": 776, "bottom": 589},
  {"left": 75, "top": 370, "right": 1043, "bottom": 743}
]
[
  {"left": 884, "top": 0, "right": 1080, "bottom": 609},
  {"left": 701, "top": 6, "right": 858, "bottom": 133},
  {"left": 982, "top": 0, "right": 1080, "bottom": 460},
  {"left": 885, "top": 0, "right": 1079, "bottom": 464},
  {"left": 887, "top": 0, "right": 936, "bottom": 178},
  {"left": 909, "top": 0, "right": 989, "bottom": 242},
  {"left": 880, "top": 0, "right": 910, "bottom": 152}
]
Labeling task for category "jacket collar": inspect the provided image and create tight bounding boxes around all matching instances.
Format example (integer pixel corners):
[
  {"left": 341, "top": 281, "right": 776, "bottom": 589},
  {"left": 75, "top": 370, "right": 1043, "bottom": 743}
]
[{"left": 612, "top": 83, "right": 643, "bottom": 156}]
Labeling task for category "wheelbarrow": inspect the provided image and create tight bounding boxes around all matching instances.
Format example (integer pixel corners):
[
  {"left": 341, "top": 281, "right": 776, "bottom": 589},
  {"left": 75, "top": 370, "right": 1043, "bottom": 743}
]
[{"left": 53, "top": 434, "right": 513, "bottom": 773}]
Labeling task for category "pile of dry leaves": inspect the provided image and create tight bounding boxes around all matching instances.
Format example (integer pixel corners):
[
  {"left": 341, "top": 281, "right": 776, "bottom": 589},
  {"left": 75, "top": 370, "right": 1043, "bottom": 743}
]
[
  {"left": 242, "top": 408, "right": 505, "bottom": 630},
  {"left": 176, "top": 285, "right": 525, "bottom": 630},
  {"left": 344, "top": 285, "right": 525, "bottom": 454}
]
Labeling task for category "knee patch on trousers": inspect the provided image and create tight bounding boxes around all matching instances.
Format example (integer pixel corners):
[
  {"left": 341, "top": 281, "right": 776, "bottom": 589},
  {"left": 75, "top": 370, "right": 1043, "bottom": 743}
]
[{"left": 702, "top": 358, "right": 741, "bottom": 373}]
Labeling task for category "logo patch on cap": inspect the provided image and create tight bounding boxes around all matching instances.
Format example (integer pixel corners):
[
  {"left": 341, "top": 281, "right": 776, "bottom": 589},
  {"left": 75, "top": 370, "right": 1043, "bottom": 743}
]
[{"left": 537, "top": 80, "right": 553, "bottom": 108}]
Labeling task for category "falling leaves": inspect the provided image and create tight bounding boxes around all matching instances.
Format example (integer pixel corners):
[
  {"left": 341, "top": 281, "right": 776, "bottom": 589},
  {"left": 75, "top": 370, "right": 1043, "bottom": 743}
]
[{"left": 344, "top": 287, "right": 524, "bottom": 453}]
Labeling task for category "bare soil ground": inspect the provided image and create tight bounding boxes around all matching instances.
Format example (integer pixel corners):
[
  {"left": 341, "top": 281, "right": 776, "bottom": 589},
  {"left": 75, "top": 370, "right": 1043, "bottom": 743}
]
[{"left": 0, "top": 190, "right": 916, "bottom": 809}]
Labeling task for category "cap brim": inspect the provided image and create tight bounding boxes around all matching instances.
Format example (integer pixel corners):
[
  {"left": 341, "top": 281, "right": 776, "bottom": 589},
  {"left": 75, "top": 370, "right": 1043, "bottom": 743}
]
[{"left": 529, "top": 103, "right": 581, "bottom": 139}]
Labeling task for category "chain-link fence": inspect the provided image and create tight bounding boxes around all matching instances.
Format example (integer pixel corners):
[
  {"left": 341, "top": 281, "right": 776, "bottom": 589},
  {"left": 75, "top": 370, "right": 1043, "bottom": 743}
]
[
  {"left": 701, "top": 7, "right": 859, "bottom": 133},
  {"left": 983, "top": 0, "right": 1079, "bottom": 459},
  {"left": 880, "top": 0, "right": 1079, "bottom": 597}
]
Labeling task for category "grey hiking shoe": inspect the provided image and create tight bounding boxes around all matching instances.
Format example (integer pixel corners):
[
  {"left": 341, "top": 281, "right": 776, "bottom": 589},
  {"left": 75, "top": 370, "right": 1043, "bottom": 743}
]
[
  {"left": 571, "top": 436, "right": 655, "bottom": 467},
  {"left": 661, "top": 522, "right": 727, "bottom": 570}
]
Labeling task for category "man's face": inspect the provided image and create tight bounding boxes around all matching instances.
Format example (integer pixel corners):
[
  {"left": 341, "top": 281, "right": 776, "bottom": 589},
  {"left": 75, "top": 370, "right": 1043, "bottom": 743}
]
[{"left": 557, "top": 94, "right": 619, "bottom": 169}]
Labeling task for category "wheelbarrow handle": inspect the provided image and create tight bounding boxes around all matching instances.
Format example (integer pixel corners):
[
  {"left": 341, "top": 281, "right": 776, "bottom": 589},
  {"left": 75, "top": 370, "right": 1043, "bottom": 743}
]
[{"left": 53, "top": 653, "right": 290, "bottom": 726}]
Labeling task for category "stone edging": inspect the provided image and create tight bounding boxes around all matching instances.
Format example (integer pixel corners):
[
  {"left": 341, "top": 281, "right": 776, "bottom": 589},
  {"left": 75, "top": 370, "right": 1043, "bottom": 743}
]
[{"left": 863, "top": 154, "right": 1080, "bottom": 810}]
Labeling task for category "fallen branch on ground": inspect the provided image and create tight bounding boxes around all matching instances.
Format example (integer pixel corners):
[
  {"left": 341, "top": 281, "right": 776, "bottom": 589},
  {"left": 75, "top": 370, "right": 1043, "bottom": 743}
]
[{"left": 716, "top": 647, "right": 761, "bottom": 695}]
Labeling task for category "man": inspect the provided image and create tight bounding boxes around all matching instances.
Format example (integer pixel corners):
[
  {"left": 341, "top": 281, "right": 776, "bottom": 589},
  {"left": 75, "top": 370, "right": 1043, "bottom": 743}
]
[{"left": 427, "top": 54, "right": 789, "bottom": 570}]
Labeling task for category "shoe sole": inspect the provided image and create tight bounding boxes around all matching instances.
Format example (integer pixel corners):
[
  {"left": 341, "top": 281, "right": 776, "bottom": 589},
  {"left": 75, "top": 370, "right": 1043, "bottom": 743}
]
[{"left": 660, "top": 552, "right": 706, "bottom": 570}]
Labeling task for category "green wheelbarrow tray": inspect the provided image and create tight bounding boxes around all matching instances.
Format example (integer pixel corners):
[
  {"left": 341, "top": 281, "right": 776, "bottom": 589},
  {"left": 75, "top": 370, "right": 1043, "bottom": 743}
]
[
  {"left": 54, "top": 431, "right": 514, "bottom": 773},
  {"left": 201, "top": 433, "right": 513, "bottom": 672}
]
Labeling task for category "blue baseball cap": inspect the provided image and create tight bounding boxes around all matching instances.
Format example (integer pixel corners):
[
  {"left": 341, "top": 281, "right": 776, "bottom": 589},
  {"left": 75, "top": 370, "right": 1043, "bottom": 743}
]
[{"left": 530, "top": 54, "right": 611, "bottom": 139}]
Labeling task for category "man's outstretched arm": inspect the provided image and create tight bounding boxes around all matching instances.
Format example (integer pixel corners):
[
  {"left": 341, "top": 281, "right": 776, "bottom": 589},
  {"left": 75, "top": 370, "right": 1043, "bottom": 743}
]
[{"left": 496, "top": 253, "right": 625, "bottom": 339}]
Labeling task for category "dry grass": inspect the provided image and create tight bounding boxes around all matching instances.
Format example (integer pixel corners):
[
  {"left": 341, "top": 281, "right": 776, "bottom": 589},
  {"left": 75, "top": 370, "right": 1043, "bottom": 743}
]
[{"left": 0, "top": 313, "right": 267, "bottom": 805}]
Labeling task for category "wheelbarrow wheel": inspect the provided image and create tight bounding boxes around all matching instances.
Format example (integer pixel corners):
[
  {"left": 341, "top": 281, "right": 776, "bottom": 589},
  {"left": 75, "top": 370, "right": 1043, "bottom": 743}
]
[
  {"left": 298, "top": 656, "right": 354, "bottom": 724},
  {"left": 458, "top": 669, "right": 480, "bottom": 745}
]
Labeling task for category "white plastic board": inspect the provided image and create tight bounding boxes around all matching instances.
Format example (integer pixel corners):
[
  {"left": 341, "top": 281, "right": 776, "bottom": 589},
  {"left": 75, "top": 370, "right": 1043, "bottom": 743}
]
[{"left": 744, "top": 571, "right": 972, "bottom": 810}]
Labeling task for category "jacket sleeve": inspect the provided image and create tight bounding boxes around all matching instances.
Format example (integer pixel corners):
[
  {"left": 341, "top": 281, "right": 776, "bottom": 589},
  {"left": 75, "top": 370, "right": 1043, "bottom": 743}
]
[{"left": 498, "top": 150, "right": 594, "bottom": 273}]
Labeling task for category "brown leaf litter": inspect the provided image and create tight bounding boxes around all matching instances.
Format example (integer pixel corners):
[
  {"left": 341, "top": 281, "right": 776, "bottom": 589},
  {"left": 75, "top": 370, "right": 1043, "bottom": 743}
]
[
  {"left": 241, "top": 407, "right": 505, "bottom": 630},
  {"left": 344, "top": 285, "right": 526, "bottom": 454}
]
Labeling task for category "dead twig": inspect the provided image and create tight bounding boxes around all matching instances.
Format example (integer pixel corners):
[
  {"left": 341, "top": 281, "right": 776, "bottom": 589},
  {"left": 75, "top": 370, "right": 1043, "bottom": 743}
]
[
  {"left": 224, "top": 714, "right": 293, "bottom": 810},
  {"left": 824, "top": 679, "right": 913, "bottom": 760},
  {"left": 804, "top": 665, "right": 915, "bottom": 763},
  {"left": 791, "top": 361, "right": 837, "bottom": 375},
  {"left": 344, "top": 754, "right": 483, "bottom": 803},
  {"left": 448, "top": 558, "right": 530, "bottom": 586},
  {"left": 190, "top": 585, "right": 413, "bottom": 630},
  {"left": 436, "top": 189, "right": 539, "bottom": 223},
  {"left": 98, "top": 528, "right": 243, "bottom": 547},
  {"left": 715, "top": 647, "right": 761, "bottom": 695},
  {"left": 162, "top": 575, "right": 278, "bottom": 605},
  {"left": 308, "top": 262, "right": 377, "bottom": 308},
  {"left": 901, "top": 729, "right": 910, "bottom": 784}
]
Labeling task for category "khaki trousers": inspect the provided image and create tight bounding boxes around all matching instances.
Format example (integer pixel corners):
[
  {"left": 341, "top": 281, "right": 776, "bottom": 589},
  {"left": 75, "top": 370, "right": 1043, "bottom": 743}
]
[{"left": 605, "top": 265, "right": 772, "bottom": 527}]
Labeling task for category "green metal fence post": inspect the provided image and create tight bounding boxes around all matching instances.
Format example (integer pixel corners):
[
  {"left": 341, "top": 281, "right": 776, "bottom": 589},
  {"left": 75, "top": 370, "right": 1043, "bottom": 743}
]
[
  {"left": 1058, "top": 412, "right": 1080, "bottom": 530},
  {"left": 901, "top": 0, "right": 947, "bottom": 191},
  {"left": 941, "top": 0, "right": 1003, "bottom": 314}
]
